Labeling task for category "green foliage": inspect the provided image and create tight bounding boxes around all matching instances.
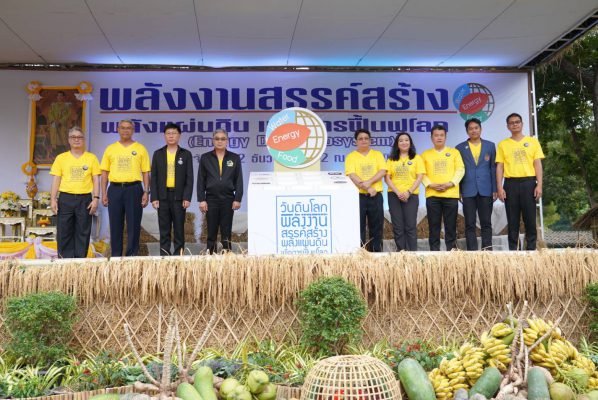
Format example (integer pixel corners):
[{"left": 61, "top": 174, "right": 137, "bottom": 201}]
[
  {"left": 586, "top": 282, "right": 598, "bottom": 340},
  {"left": 297, "top": 276, "right": 367, "bottom": 355},
  {"left": 382, "top": 340, "right": 447, "bottom": 377},
  {"left": 535, "top": 30, "right": 598, "bottom": 226},
  {"left": 3, "top": 291, "right": 77, "bottom": 366}
]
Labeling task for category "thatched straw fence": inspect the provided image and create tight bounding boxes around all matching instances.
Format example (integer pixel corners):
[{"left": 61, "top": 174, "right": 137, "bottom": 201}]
[{"left": 0, "top": 250, "right": 596, "bottom": 354}]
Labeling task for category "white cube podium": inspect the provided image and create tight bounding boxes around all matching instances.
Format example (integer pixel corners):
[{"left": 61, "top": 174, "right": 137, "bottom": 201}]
[{"left": 248, "top": 171, "right": 360, "bottom": 255}]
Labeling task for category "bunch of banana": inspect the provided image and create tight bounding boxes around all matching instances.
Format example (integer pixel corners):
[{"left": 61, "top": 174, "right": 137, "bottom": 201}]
[
  {"left": 428, "top": 353, "right": 470, "bottom": 399},
  {"left": 523, "top": 318, "right": 563, "bottom": 346},
  {"left": 458, "top": 343, "right": 486, "bottom": 385},
  {"left": 588, "top": 371, "right": 598, "bottom": 390},
  {"left": 429, "top": 367, "right": 452, "bottom": 399},
  {"left": 572, "top": 354, "right": 596, "bottom": 377},
  {"left": 481, "top": 329, "right": 512, "bottom": 372}
]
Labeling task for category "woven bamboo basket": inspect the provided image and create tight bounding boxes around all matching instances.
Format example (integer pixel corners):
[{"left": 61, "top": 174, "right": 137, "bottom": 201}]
[{"left": 300, "top": 355, "right": 401, "bottom": 400}]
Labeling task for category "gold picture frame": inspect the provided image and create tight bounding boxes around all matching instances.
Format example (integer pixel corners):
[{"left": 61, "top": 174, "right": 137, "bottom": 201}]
[{"left": 27, "top": 82, "right": 91, "bottom": 168}]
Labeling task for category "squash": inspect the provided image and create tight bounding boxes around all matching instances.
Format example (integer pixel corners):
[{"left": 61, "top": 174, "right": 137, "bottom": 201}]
[
  {"left": 469, "top": 367, "right": 501, "bottom": 398},
  {"left": 397, "top": 358, "right": 436, "bottom": 400},
  {"left": 177, "top": 382, "right": 203, "bottom": 400},
  {"left": 527, "top": 367, "right": 550, "bottom": 400}
]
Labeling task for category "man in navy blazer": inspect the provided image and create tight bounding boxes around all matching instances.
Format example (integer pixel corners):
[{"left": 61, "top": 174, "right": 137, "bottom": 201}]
[
  {"left": 150, "top": 123, "right": 194, "bottom": 255},
  {"left": 456, "top": 118, "right": 497, "bottom": 250}
]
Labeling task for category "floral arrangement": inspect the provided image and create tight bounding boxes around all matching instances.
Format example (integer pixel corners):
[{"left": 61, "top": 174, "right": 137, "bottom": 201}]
[
  {"left": 0, "top": 191, "right": 21, "bottom": 215},
  {"left": 37, "top": 191, "right": 51, "bottom": 208}
]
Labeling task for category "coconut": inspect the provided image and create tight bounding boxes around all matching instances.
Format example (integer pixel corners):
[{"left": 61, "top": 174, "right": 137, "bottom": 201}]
[
  {"left": 585, "top": 390, "right": 598, "bottom": 400},
  {"left": 549, "top": 382, "right": 575, "bottom": 400},
  {"left": 569, "top": 368, "right": 590, "bottom": 389}
]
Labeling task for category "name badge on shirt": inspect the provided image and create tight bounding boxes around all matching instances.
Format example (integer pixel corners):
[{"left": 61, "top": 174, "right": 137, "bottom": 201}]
[{"left": 226, "top": 160, "right": 234, "bottom": 167}]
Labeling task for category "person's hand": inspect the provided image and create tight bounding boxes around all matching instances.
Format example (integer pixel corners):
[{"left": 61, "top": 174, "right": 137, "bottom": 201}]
[
  {"left": 497, "top": 188, "right": 506, "bottom": 202},
  {"left": 152, "top": 200, "right": 160, "bottom": 209},
  {"left": 428, "top": 183, "right": 441, "bottom": 191},
  {"left": 199, "top": 201, "right": 208, "bottom": 213},
  {"left": 182, "top": 200, "right": 190, "bottom": 209},
  {"left": 51, "top": 199, "right": 58, "bottom": 215},
  {"left": 141, "top": 192, "right": 149, "bottom": 208},
  {"left": 102, "top": 195, "right": 109, "bottom": 207},
  {"left": 534, "top": 185, "right": 542, "bottom": 200},
  {"left": 492, "top": 192, "right": 498, "bottom": 201},
  {"left": 232, "top": 201, "right": 241, "bottom": 210},
  {"left": 361, "top": 180, "right": 372, "bottom": 190},
  {"left": 87, "top": 198, "right": 99, "bottom": 215},
  {"left": 367, "top": 187, "right": 377, "bottom": 196}
]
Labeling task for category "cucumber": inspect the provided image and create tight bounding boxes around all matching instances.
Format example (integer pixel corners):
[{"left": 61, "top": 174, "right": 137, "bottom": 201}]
[
  {"left": 194, "top": 366, "right": 218, "bottom": 400},
  {"left": 527, "top": 367, "right": 550, "bottom": 400},
  {"left": 177, "top": 382, "right": 203, "bottom": 400},
  {"left": 469, "top": 367, "right": 502, "bottom": 398},
  {"left": 397, "top": 358, "right": 436, "bottom": 400}
]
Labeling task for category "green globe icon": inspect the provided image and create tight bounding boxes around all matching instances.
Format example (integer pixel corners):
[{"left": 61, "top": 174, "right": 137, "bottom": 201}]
[{"left": 295, "top": 109, "right": 327, "bottom": 165}]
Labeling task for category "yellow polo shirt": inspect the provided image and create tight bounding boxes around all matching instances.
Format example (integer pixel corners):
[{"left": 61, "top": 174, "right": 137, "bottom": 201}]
[
  {"left": 496, "top": 136, "right": 544, "bottom": 178},
  {"left": 100, "top": 141, "right": 150, "bottom": 183},
  {"left": 386, "top": 154, "right": 426, "bottom": 194},
  {"left": 50, "top": 151, "right": 100, "bottom": 194},
  {"left": 421, "top": 147, "right": 464, "bottom": 198},
  {"left": 345, "top": 149, "right": 386, "bottom": 193},
  {"left": 166, "top": 150, "right": 176, "bottom": 188},
  {"left": 469, "top": 142, "right": 481, "bottom": 164}
]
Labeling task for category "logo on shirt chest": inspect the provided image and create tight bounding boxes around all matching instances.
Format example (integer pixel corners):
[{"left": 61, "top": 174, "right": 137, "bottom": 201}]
[
  {"left": 82, "top": 165, "right": 89, "bottom": 171},
  {"left": 524, "top": 142, "right": 529, "bottom": 147},
  {"left": 131, "top": 150, "right": 137, "bottom": 156},
  {"left": 226, "top": 160, "right": 234, "bottom": 167},
  {"left": 178, "top": 157, "right": 183, "bottom": 165}
]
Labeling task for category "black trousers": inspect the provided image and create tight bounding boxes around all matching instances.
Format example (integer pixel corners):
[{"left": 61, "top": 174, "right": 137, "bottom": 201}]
[
  {"left": 426, "top": 197, "right": 458, "bottom": 251},
  {"left": 359, "top": 193, "right": 384, "bottom": 252},
  {"left": 504, "top": 177, "right": 537, "bottom": 250},
  {"left": 108, "top": 182, "right": 143, "bottom": 257},
  {"left": 57, "top": 192, "right": 92, "bottom": 258},
  {"left": 462, "top": 195, "right": 494, "bottom": 251},
  {"left": 206, "top": 198, "right": 235, "bottom": 254},
  {"left": 388, "top": 192, "right": 419, "bottom": 251},
  {"left": 158, "top": 191, "right": 186, "bottom": 256}
]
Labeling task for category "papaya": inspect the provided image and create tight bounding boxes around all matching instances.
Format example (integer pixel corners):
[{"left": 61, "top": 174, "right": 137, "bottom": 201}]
[
  {"left": 397, "top": 358, "right": 436, "bottom": 400},
  {"left": 549, "top": 382, "right": 575, "bottom": 400},
  {"left": 256, "top": 383, "right": 277, "bottom": 400},
  {"left": 177, "top": 382, "right": 203, "bottom": 400},
  {"left": 194, "top": 366, "right": 218, "bottom": 400},
  {"left": 247, "top": 370, "right": 270, "bottom": 394},
  {"left": 220, "top": 378, "right": 241, "bottom": 399}
]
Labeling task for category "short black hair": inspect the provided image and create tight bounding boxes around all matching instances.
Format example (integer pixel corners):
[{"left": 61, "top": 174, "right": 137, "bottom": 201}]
[
  {"left": 430, "top": 125, "right": 447, "bottom": 136},
  {"left": 354, "top": 128, "right": 371, "bottom": 140},
  {"left": 465, "top": 118, "right": 482, "bottom": 130},
  {"left": 163, "top": 122, "right": 181, "bottom": 134},
  {"left": 506, "top": 113, "right": 523, "bottom": 124}
]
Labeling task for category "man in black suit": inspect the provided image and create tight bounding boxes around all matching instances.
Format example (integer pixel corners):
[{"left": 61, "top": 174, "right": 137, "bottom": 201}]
[
  {"left": 150, "top": 123, "right": 194, "bottom": 255},
  {"left": 197, "top": 128, "right": 244, "bottom": 253}
]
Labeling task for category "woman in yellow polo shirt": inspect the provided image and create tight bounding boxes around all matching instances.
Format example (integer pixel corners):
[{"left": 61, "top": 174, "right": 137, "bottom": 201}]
[
  {"left": 385, "top": 132, "right": 425, "bottom": 251},
  {"left": 50, "top": 127, "right": 100, "bottom": 258}
]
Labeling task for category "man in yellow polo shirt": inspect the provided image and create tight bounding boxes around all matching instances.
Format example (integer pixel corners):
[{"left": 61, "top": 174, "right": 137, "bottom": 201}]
[
  {"left": 496, "top": 112, "right": 544, "bottom": 250},
  {"left": 421, "top": 125, "right": 464, "bottom": 251},
  {"left": 50, "top": 127, "right": 100, "bottom": 258},
  {"left": 345, "top": 128, "right": 387, "bottom": 252},
  {"left": 100, "top": 119, "right": 151, "bottom": 256}
]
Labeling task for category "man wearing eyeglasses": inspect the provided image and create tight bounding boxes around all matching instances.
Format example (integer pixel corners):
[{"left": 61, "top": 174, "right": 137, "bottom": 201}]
[
  {"left": 197, "top": 128, "right": 243, "bottom": 254},
  {"left": 100, "top": 119, "right": 151, "bottom": 257},
  {"left": 50, "top": 127, "right": 100, "bottom": 258},
  {"left": 496, "top": 113, "right": 545, "bottom": 250}
]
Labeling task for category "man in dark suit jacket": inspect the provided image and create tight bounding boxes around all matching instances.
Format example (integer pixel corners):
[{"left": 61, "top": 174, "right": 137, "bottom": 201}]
[
  {"left": 197, "top": 128, "right": 244, "bottom": 254},
  {"left": 150, "top": 123, "right": 194, "bottom": 255},
  {"left": 456, "top": 118, "right": 497, "bottom": 250}
]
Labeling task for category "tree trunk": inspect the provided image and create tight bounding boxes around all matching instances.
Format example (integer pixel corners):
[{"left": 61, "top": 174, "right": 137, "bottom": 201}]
[{"left": 570, "top": 128, "right": 597, "bottom": 207}]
